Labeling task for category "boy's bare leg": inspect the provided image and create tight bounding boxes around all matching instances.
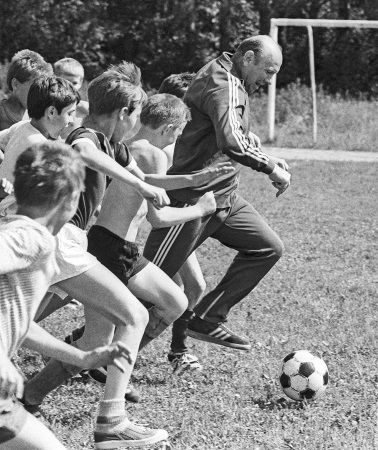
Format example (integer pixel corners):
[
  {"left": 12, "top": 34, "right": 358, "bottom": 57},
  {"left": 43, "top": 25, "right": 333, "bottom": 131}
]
[
  {"left": 179, "top": 252, "right": 206, "bottom": 310},
  {"left": 128, "top": 262, "right": 188, "bottom": 350},
  {"left": 24, "top": 263, "right": 148, "bottom": 405},
  {"left": 1, "top": 412, "right": 67, "bottom": 450},
  {"left": 170, "top": 252, "right": 206, "bottom": 373}
]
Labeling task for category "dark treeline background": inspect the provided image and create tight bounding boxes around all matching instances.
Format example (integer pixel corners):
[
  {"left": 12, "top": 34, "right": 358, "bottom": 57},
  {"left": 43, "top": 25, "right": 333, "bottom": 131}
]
[{"left": 1, "top": 0, "right": 378, "bottom": 96}]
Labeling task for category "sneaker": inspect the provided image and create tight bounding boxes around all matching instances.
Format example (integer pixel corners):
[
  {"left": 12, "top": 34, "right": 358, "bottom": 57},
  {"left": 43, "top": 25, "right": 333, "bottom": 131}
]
[
  {"left": 94, "top": 416, "right": 168, "bottom": 449},
  {"left": 168, "top": 351, "right": 203, "bottom": 375},
  {"left": 187, "top": 317, "right": 251, "bottom": 350},
  {"left": 88, "top": 367, "right": 141, "bottom": 403}
]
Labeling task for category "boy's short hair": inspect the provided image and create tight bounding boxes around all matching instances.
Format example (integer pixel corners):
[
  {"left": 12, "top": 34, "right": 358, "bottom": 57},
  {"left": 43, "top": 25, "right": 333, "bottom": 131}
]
[
  {"left": 107, "top": 61, "right": 142, "bottom": 87},
  {"left": 53, "top": 57, "right": 84, "bottom": 79},
  {"left": 6, "top": 49, "right": 53, "bottom": 92},
  {"left": 140, "top": 93, "right": 191, "bottom": 130},
  {"left": 87, "top": 70, "right": 147, "bottom": 116},
  {"left": 13, "top": 141, "right": 85, "bottom": 209},
  {"left": 158, "top": 72, "right": 195, "bottom": 99},
  {"left": 27, "top": 75, "right": 79, "bottom": 120}
]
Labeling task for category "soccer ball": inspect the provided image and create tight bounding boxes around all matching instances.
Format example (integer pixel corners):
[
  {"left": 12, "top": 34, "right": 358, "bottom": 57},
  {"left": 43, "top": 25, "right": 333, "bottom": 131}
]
[{"left": 278, "top": 350, "right": 329, "bottom": 401}]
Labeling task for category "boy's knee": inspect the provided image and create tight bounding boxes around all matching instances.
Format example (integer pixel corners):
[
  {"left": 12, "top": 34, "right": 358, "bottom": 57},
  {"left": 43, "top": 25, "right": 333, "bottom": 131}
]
[
  {"left": 168, "top": 289, "right": 188, "bottom": 320},
  {"left": 128, "top": 302, "right": 149, "bottom": 330},
  {"left": 272, "top": 237, "right": 284, "bottom": 259}
]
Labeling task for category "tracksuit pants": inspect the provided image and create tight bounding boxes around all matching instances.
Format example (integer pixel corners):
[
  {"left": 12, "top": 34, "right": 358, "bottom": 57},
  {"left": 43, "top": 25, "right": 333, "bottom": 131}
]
[{"left": 143, "top": 192, "right": 284, "bottom": 324}]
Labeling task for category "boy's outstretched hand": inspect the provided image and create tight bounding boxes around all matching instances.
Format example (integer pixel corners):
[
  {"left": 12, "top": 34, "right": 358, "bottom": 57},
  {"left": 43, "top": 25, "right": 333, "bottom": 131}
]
[
  {"left": 191, "top": 162, "right": 235, "bottom": 187},
  {"left": 82, "top": 341, "right": 133, "bottom": 374},
  {"left": 140, "top": 183, "right": 170, "bottom": 210},
  {"left": 0, "top": 355, "right": 24, "bottom": 399}
]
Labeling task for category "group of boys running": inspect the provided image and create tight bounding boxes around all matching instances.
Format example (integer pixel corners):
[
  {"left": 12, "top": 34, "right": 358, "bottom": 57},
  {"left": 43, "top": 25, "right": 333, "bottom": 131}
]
[{"left": 0, "top": 35, "right": 291, "bottom": 449}]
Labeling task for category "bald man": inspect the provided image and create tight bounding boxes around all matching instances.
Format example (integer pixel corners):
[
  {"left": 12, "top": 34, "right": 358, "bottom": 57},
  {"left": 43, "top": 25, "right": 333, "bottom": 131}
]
[{"left": 144, "top": 35, "right": 291, "bottom": 352}]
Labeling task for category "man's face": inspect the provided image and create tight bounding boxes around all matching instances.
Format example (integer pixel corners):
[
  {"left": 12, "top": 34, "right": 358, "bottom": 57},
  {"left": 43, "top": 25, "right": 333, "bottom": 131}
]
[
  {"left": 49, "top": 103, "right": 76, "bottom": 139},
  {"left": 242, "top": 47, "right": 282, "bottom": 96}
]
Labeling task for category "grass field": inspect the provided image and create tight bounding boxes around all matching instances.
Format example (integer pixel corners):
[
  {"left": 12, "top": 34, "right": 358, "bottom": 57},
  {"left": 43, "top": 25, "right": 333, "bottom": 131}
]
[
  {"left": 250, "top": 83, "right": 378, "bottom": 152},
  {"left": 16, "top": 158, "right": 378, "bottom": 449}
]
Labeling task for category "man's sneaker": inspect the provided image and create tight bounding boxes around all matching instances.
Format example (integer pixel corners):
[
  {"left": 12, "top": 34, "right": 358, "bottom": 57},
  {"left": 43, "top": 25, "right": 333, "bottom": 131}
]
[
  {"left": 94, "top": 416, "right": 168, "bottom": 449},
  {"left": 88, "top": 367, "right": 141, "bottom": 403},
  {"left": 168, "top": 351, "right": 203, "bottom": 375},
  {"left": 187, "top": 317, "right": 251, "bottom": 350}
]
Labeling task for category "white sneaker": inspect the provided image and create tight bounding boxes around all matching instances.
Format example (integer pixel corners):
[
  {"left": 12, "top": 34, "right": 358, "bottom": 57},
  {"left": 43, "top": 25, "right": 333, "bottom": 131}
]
[{"left": 168, "top": 352, "right": 203, "bottom": 375}]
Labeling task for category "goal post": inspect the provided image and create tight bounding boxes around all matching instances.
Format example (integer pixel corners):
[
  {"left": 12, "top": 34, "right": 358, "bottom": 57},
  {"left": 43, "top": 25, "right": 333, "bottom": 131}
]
[{"left": 268, "top": 19, "right": 378, "bottom": 143}]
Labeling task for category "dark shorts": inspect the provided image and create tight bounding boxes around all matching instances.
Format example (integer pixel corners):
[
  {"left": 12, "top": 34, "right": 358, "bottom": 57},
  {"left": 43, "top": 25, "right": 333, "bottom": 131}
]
[
  {"left": 87, "top": 225, "right": 149, "bottom": 285},
  {"left": 0, "top": 397, "right": 28, "bottom": 444}
]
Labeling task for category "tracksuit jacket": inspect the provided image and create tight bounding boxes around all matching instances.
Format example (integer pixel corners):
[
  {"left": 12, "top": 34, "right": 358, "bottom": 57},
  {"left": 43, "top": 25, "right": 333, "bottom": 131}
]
[{"left": 167, "top": 51, "right": 276, "bottom": 208}]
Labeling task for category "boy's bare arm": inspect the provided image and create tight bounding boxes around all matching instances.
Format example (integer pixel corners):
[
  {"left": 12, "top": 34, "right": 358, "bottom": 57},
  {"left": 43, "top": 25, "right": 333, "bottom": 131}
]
[
  {"left": 142, "top": 161, "right": 235, "bottom": 190},
  {"left": 75, "top": 141, "right": 170, "bottom": 208},
  {"left": 23, "top": 321, "right": 133, "bottom": 371},
  {"left": 147, "top": 192, "right": 216, "bottom": 228}
]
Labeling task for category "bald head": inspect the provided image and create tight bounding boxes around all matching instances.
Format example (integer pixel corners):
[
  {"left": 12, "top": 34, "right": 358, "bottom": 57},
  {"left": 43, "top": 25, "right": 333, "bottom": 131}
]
[
  {"left": 233, "top": 35, "right": 282, "bottom": 95},
  {"left": 235, "top": 35, "right": 282, "bottom": 61}
]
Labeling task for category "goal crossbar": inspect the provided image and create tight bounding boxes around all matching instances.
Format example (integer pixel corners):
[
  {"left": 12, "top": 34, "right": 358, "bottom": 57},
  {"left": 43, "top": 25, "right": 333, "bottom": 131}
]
[{"left": 268, "top": 19, "right": 378, "bottom": 143}]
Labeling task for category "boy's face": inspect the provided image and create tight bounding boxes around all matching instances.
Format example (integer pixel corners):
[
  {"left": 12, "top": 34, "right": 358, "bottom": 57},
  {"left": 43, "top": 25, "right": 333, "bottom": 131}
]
[
  {"left": 113, "top": 103, "right": 143, "bottom": 142},
  {"left": 48, "top": 103, "right": 77, "bottom": 139},
  {"left": 163, "top": 120, "right": 187, "bottom": 147},
  {"left": 60, "top": 72, "right": 83, "bottom": 90},
  {"left": 12, "top": 77, "right": 35, "bottom": 108}
]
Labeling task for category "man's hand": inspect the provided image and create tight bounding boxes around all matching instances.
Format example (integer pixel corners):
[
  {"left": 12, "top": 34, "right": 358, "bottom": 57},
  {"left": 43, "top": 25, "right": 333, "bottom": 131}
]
[
  {"left": 0, "top": 178, "right": 13, "bottom": 199},
  {"left": 82, "top": 341, "right": 133, "bottom": 373},
  {"left": 269, "top": 165, "right": 291, "bottom": 197},
  {"left": 248, "top": 131, "right": 261, "bottom": 149},
  {"left": 139, "top": 183, "right": 170, "bottom": 209},
  {"left": 268, "top": 155, "right": 289, "bottom": 171},
  {"left": 0, "top": 356, "right": 24, "bottom": 399},
  {"left": 196, "top": 191, "right": 217, "bottom": 216},
  {"left": 191, "top": 162, "right": 235, "bottom": 187}
]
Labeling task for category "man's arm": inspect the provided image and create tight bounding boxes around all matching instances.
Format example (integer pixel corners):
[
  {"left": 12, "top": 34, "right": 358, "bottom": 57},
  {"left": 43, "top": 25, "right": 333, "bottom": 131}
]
[
  {"left": 200, "top": 82, "right": 290, "bottom": 194},
  {"left": 23, "top": 321, "right": 133, "bottom": 371}
]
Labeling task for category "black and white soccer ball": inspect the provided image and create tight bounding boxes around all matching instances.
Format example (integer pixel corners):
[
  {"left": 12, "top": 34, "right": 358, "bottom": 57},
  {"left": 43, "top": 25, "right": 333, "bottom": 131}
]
[{"left": 278, "top": 350, "right": 329, "bottom": 401}]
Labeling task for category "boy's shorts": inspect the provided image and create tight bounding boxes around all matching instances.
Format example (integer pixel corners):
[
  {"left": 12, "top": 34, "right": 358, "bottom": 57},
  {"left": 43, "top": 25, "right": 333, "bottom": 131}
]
[
  {"left": 49, "top": 223, "right": 99, "bottom": 297},
  {"left": 87, "top": 225, "right": 149, "bottom": 285},
  {"left": 0, "top": 397, "right": 28, "bottom": 444}
]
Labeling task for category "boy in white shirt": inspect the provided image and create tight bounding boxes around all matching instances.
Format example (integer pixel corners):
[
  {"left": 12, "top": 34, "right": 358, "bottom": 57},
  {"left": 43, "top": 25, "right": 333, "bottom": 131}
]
[{"left": 0, "top": 141, "right": 132, "bottom": 450}]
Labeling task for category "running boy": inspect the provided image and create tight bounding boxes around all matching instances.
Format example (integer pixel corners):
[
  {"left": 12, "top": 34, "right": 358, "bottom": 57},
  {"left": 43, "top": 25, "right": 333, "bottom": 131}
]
[
  {"left": 84, "top": 92, "right": 221, "bottom": 374},
  {"left": 53, "top": 57, "right": 89, "bottom": 138},
  {"left": 0, "top": 50, "right": 53, "bottom": 131},
  {"left": 0, "top": 141, "right": 132, "bottom": 450},
  {"left": 0, "top": 75, "right": 78, "bottom": 212}
]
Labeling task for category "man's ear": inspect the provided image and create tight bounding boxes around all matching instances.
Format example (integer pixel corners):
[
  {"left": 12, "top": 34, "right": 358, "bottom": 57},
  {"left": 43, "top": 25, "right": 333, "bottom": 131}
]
[{"left": 243, "top": 50, "right": 255, "bottom": 66}]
